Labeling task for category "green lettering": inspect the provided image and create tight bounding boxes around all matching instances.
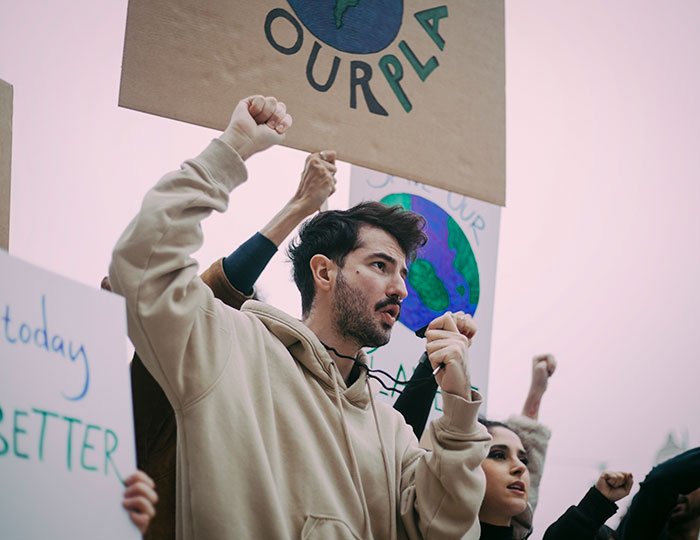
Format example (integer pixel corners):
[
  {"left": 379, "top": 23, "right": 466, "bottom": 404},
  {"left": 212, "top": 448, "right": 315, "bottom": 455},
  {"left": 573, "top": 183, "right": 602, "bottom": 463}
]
[
  {"left": 379, "top": 54, "right": 412, "bottom": 113},
  {"left": 62, "top": 415, "right": 82, "bottom": 470},
  {"left": 104, "top": 428, "right": 124, "bottom": 483},
  {"left": 390, "top": 364, "right": 408, "bottom": 398},
  {"left": 0, "top": 406, "right": 9, "bottom": 456},
  {"left": 80, "top": 424, "right": 101, "bottom": 472},
  {"left": 399, "top": 40, "right": 438, "bottom": 82},
  {"left": 415, "top": 6, "right": 448, "bottom": 51},
  {"left": 13, "top": 410, "right": 30, "bottom": 459},
  {"left": 32, "top": 408, "right": 59, "bottom": 461},
  {"left": 433, "top": 388, "right": 443, "bottom": 412}
]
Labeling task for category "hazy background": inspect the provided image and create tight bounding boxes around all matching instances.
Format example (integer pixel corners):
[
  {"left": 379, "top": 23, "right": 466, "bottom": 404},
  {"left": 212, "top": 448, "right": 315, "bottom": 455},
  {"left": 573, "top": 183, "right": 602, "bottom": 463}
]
[{"left": 2, "top": 1, "right": 699, "bottom": 534}]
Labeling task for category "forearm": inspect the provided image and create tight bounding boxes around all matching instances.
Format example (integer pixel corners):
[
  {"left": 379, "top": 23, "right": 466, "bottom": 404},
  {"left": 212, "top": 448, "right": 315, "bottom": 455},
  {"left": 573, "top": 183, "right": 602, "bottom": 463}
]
[
  {"left": 400, "top": 391, "right": 490, "bottom": 539},
  {"left": 260, "top": 200, "right": 310, "bottom": 246},
  {"left": 110, "top": 139, "right": 247, "bottom": 404},
  {"left": 543, "top": 487, "right": 618, "bottom": 540},
  {"left": 522, "top": 388, "right": 544, "bottom": 419},
  {"left": 393, "top": 354, "right": 438, "bottom": 440}
]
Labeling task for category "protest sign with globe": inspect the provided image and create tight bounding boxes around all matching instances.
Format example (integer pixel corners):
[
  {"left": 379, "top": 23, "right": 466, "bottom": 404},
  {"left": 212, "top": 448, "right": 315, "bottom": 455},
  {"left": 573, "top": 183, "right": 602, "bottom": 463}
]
[{"left": 350, "top": 167, "right": 500, "bottom": 417}]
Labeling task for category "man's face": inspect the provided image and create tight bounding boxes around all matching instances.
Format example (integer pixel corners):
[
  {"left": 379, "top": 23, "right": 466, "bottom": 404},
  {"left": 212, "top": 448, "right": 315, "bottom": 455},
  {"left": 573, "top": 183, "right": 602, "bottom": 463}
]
[{"left": 331, "top": 226, "right": 408, "bottom": 348}]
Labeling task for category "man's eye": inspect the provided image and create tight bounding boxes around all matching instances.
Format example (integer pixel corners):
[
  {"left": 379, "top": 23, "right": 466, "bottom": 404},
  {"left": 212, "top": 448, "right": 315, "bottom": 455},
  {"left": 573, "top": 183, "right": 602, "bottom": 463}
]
[{"left": 373, "top": 261, "right": 385, "bottom": 270}]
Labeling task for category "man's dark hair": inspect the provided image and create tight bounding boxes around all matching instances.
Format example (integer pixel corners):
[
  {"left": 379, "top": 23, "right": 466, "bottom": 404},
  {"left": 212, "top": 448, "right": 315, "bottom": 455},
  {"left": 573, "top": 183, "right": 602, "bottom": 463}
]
[{"left": 288, "top": 201, "right": 427, "bottom": 317}]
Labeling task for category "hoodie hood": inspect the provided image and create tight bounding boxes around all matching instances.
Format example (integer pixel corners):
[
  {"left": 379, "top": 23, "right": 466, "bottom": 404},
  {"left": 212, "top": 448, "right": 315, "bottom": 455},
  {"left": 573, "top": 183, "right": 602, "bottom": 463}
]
[
  {"left": 241, "top": 300, "right": 371, "bottom": 409},
  {"left": 512, "top": 502, "right": 534, "bottom": 539}
]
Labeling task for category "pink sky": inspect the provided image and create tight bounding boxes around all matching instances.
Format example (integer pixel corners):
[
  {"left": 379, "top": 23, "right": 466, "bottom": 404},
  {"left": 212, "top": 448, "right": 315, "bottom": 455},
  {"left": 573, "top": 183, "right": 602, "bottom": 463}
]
[{"left": 2, "top": 1, "right": 699, "bottom": 534}]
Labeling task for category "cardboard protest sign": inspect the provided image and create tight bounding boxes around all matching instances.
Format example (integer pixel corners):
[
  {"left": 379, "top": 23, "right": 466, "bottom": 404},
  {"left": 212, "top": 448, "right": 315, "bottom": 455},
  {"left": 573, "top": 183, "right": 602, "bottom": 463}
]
[
  {"left": 0, "top": 252, "right": 139, "bottom": 540},
  {"left": 0, "top": 79, "right": 11, "bottom": 251},
  {"left": 350, "top": 165, "right": 500, "bottom": 419},
  {"left": 120, "top": 0, "right": 506, "bottom": 205}
]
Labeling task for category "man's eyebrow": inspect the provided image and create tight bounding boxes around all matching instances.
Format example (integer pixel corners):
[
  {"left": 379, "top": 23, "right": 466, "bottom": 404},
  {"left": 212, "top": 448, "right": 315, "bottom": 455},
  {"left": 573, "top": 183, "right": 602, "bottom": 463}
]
[{"left": 369, "top": 252, "right": 408, "bottom": 277}]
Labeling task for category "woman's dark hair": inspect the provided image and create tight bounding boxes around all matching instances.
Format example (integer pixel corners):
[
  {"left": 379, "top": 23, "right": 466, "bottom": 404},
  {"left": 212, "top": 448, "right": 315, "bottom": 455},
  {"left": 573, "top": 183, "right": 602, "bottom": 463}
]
[
  {"left": 479, "top": 417, "right": 514, "bottom": 435},
  {"left": 288, "top": 201, "right": 427, "bottom": 317}
]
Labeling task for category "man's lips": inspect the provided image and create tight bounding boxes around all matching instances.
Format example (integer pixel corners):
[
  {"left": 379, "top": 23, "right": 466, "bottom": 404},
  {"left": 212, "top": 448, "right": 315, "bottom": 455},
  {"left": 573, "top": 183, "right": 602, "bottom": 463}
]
[{"left": 378, "top": 304, "right": 400, "bottom": 325}]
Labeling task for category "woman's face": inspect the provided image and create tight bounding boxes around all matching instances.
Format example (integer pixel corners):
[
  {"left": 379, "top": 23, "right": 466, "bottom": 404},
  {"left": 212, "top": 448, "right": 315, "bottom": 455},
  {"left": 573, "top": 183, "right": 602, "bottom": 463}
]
[{"left": 479, "top": 426, "right": 530, "bottom": 526}]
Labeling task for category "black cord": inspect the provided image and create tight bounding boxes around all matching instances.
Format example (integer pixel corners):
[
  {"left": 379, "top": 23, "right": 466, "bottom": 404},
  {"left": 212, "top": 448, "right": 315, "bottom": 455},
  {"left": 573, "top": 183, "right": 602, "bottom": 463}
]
[{"left": 321, "top": 342, "right": 437, "bottom": 395}]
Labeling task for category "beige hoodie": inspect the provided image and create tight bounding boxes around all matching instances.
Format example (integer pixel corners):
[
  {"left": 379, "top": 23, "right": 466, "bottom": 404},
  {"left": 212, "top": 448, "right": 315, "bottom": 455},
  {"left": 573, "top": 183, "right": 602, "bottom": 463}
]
[{"left": 110, "top": 139, "right": 491, "bottom": 539}]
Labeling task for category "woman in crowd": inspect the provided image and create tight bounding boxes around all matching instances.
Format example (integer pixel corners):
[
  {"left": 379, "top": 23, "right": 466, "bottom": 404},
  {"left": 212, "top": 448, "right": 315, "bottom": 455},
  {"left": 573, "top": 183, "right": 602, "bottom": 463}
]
[{"left": 477, "top": 418, "right": 633, "bottom": 539}]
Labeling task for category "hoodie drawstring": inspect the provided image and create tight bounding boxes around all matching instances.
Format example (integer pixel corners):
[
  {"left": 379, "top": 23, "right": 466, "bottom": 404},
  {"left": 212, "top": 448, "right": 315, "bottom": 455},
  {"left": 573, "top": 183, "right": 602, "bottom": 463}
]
[
  {"left": 368, "top": 380, "right": 398, "bottom": 540},
  {"left": 330, "top": 362, "right": 373, "bottom": 539}
]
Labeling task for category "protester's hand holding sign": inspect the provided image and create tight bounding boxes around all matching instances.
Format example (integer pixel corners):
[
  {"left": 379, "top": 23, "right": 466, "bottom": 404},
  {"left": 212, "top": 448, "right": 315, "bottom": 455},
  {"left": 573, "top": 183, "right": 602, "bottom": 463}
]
[{"left": 122, "top": 471, "right": 158, "bottom": 534}]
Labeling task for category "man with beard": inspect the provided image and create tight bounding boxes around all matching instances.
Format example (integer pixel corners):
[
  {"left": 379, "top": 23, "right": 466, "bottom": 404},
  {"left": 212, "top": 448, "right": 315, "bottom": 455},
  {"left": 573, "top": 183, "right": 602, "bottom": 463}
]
[{"left": 110, "top": 95, "right": 491, "bottom": 539}]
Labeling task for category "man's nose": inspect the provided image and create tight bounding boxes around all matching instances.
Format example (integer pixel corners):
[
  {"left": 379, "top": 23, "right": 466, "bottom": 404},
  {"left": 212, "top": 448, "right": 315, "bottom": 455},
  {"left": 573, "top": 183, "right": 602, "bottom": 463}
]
[{"left": 389, "top": 274, "right": 408, "bottom": 301}]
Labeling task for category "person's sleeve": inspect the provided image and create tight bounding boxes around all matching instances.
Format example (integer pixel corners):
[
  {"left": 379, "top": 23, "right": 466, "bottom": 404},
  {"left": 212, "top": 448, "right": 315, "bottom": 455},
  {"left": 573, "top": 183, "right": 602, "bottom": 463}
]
[
  {"left": 398, "top": 390, "right": 491, "bottom": 539},
  {"left": 109, "top": 139, "right": 250, "bottom": 409},
  {"left": 221, "top": 232, "right": 277, "bottom": 296},
  {"left": 393, "top": 353, "right": 438, "bottom": 440},
  {"left": 200, "top": 258, "right": 254, "bottom": 310},
  {"left": 507, "top": 414, "right": 551, "bottom": 513},
  {"left": 616, "top": 447, "right": 700, "bottom": 540},
  {"left": 542, "top": 487, "right": 618, "bottom": 540}
]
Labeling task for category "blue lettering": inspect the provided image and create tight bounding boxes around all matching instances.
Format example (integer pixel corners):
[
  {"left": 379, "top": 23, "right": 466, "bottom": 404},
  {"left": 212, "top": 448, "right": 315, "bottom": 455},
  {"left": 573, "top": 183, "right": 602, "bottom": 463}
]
[
  {"left": 2, "top": 305, "right": 17, "bottom": 343},
  {"left": 19, "top": 323, "right": 31, "bottom": 343},
  {"left": 33, "top": 295, "right": 49, "bottom": 351},
  {"left": 367, "top": 174, "right": 394, "bottom": 189},
  {"left": 63, "top": 344, "right": 90, "bottom": 402},
  {"left": 51, "top": 334, "right": 65, "bottom": 356}
]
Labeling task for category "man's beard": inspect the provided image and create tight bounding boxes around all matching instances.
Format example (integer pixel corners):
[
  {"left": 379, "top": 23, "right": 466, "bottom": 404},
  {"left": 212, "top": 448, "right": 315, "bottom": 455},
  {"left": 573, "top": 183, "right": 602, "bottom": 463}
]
[{"left": 332, "top": 270, "right": 398, "bottom": 348}]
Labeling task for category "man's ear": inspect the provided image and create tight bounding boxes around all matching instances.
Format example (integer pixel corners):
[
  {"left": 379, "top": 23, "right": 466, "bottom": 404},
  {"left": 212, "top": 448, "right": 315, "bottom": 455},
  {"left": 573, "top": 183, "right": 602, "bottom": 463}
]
[{"left": 309, "top": 254, "right": 337, "bottom": 293}]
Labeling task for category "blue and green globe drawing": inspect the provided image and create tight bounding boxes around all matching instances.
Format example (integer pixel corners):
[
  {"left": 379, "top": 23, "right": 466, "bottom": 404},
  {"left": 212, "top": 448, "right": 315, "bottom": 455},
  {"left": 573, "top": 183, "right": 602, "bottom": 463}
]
[
  {"left": 287, "top": 0, "right": 403, "bottom": 54},
  {"left": 381, "top": 193, "right": 480, "bottom": 332}
]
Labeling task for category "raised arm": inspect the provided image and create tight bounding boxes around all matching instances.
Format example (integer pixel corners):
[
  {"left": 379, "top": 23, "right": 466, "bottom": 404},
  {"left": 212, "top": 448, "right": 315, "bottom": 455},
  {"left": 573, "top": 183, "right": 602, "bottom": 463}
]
[
  {"left": 109, "top": 96, "right": 291, "bottom": 408},
  {"left": 522, "top": 353, "right": 557, "bottom": 420},
  {"left": 399, "top": 312, "right": 491, "bottom": 539},
  {"left": 543, "top": 471, "right": 632, "bottom": 540},
  {"left": 509, "top": 353, "right": 556, "bottom": 520},
  {"left": 216, "top": 150, "right": 337, "bottom": 297}
]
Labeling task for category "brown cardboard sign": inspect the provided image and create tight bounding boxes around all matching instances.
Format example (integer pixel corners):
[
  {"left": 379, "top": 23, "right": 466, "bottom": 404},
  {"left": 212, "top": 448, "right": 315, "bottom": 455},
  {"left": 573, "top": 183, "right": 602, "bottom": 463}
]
[
  {"left": 0, "top": 79, "right": 12, "bottom": 251},
  {"left": 120, "top": 1, "right": 505, "bottom": 205}
]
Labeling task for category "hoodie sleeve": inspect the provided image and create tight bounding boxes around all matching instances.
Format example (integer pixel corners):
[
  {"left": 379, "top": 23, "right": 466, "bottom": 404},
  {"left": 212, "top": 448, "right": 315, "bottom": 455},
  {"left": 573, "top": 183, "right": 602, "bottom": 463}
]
[
  {"left": 542, "top": 487, "right": 618, "bottom": 540},
  {"left": 399, "top": 391, "right": 491, "bottom": 539},
  {"left": 109, "top": 139, "right": 249, "bottom": 409}
]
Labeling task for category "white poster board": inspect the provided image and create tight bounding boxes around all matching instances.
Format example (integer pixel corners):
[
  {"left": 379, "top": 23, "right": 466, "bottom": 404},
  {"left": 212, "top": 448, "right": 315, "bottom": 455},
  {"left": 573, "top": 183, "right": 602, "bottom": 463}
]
[
  {"left": 350, "top": 166, "right": 500, "bottom": 421},
  {"left": 0, "top": 251, "right": 139, "bottom": 540}
]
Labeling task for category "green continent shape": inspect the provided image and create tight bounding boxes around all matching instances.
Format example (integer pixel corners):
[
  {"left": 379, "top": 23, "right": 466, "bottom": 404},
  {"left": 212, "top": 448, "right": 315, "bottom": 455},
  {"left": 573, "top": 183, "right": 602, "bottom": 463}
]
[
  {"left": 447, "top": 217, "right": 480, "bottom": 305},
  {"left": 334, "top": 0, "right": 361, "bottom": 29},
  {"left": 408, "top": 258, "right": 449, "bottom": 312},
  {"left": 380, "top": 192, "right": 412, "bottom": 211}
]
